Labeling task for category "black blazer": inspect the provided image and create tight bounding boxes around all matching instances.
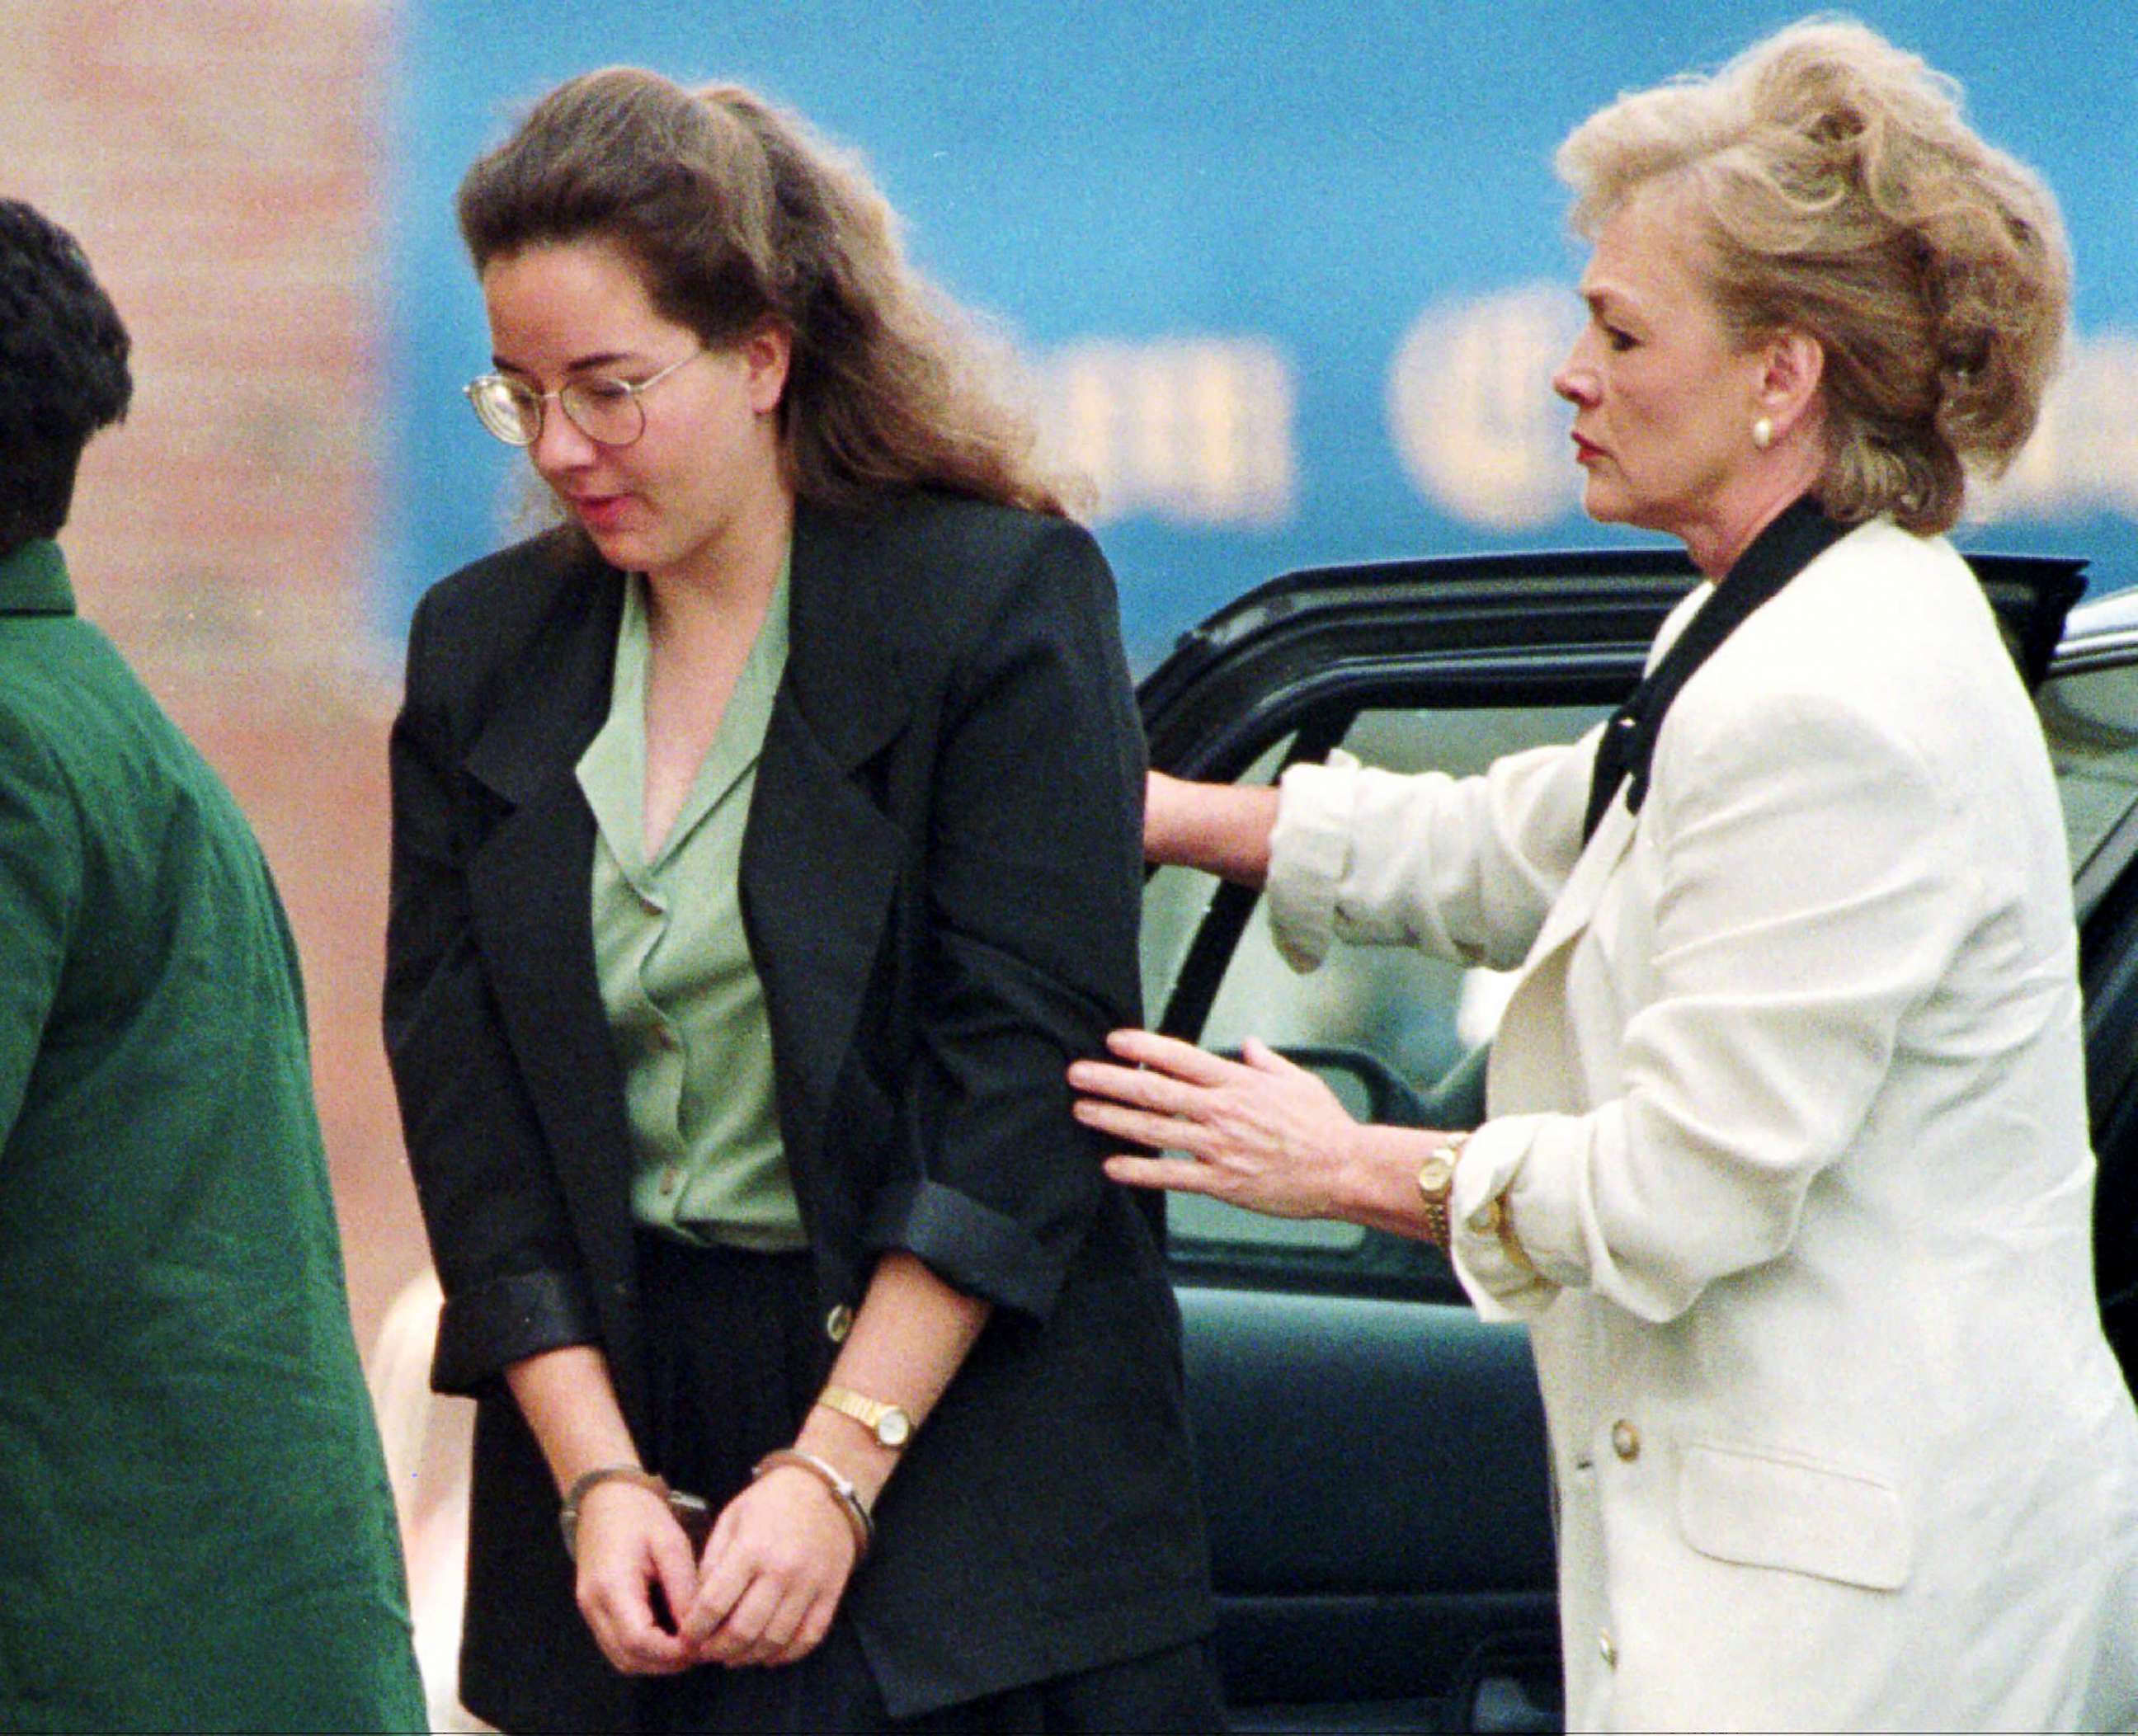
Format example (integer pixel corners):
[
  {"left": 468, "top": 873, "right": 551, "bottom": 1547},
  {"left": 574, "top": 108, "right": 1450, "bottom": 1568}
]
[{"left": 384, "top": 491, "right": 1213, "bottom": 1730}]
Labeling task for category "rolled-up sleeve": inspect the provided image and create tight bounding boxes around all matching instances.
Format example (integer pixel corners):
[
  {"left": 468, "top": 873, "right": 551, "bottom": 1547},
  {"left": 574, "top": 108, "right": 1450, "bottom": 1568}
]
[
  {"left": 1267, "top": 735, "right": 1596, "bottom": 976},
  {"left": 864, "top": 520, "right": 1148, "bottom": 1320},
  {"left": 1452, "top": 689, "right": 1977, "bottom": 1324}
]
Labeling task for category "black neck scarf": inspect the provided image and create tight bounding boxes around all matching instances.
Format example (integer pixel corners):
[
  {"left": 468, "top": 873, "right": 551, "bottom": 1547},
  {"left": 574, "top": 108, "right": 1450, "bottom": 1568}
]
[{"left": 1581, "top": 496, "right": 1846, "bottom": 842}]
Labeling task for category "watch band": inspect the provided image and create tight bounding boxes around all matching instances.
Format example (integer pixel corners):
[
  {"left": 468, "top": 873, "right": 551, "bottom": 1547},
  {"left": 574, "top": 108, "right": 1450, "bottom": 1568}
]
[
  {"left": 753, "top": 1447, "right": 874, "bottom": 1558},
  {"left": 817, "top": 1383, "right": 915, "bottom": 1449},
  {"left": 1415, "top": 1131, "right": 1471, "bottom": 1249}
]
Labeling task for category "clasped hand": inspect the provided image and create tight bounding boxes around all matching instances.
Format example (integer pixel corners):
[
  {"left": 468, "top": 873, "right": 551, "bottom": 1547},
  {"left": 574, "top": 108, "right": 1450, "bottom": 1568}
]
[
  {"left": 572, "top": 1463, "right": 858, "bottom": 1675},
  {"left": 1069, "top": 1029, "right": 1363, "bottom": 1219}
]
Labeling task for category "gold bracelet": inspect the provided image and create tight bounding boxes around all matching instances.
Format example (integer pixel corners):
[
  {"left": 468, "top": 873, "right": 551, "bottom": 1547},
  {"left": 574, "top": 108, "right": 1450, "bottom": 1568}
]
[
  {"left": 1471, "top": 1193, "right": 1540, "bottom": 1278},
  {"left": 752, "top": 1447, "right": 874, "bottom": 1559}
]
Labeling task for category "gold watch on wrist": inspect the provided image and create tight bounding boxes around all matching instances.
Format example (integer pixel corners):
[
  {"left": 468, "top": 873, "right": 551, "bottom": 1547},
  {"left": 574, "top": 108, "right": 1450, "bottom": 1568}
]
[
  {"left": 817, "top": 1384, "right": 914, "bottom": 1450},
  {"left": 1415, "top": 1131, "right": 1471, "bottom": 1249}
]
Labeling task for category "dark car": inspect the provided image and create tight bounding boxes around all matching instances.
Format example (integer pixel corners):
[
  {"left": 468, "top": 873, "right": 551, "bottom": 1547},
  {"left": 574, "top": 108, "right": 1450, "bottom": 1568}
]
[{"left": 1140, "top": 548, "right": 2138, "bottom": 1735}]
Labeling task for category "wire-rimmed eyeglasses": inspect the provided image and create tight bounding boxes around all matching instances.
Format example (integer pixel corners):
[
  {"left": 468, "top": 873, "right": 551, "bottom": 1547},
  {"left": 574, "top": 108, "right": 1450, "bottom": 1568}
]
[{"left": 463, "top": 348, "right": 708, "bottom": 448}]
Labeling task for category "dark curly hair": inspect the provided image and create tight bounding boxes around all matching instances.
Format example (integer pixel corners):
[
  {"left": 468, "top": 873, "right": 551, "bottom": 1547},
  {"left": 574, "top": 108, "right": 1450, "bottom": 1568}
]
[{"left": 0, "top": 200, "right": 132, "bottom": 556}]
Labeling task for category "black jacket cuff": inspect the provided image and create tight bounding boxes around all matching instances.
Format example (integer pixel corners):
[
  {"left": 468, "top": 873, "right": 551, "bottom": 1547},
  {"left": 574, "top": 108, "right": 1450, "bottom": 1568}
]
[
  {"left": 865, "top": 1179, "right": 1063, "bottom": 1319},
  {"left": 431, "top": 1267, "right": 602, "bottom": 1395}
]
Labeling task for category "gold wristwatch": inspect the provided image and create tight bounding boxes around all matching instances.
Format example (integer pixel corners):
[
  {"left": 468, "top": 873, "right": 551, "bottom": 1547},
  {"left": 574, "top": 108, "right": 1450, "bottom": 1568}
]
[
  {"left": 817, "top": 1384, "right": 914, "bottom": 1450},
  {"left": 1415, "top": 1131, "right": 1470, "bottom": 1249}
]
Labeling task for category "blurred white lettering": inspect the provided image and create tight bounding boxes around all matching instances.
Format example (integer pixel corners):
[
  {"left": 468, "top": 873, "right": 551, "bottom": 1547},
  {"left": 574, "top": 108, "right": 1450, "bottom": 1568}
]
[
  {"left": 1036, "top": 339, "right": 1297, "bottom": 527},
  {"left": 1972, "top": 332, "right": 2138, "bottom": 522},
  {"left": 1388, "top": 284, "right": 1584, "bottom": 530}
]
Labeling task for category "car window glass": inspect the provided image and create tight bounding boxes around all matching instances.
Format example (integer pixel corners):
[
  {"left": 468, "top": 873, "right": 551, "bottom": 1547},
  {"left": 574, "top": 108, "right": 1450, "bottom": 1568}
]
[
  {"left": 1152, "top": 702, "right": 1609, "bottom": 1270},
  {"left": 2041, "top": 664, "right": 2138, "bottom": 882},
  {"left": 1140, "top": 734, "right": 1296, "bottom": 1018}
]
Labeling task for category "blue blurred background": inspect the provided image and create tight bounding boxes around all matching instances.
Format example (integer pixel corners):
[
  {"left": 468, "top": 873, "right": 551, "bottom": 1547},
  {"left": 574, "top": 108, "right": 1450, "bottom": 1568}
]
[{"left": 388, "top": 1, "right": 2138, "bottom": 669}]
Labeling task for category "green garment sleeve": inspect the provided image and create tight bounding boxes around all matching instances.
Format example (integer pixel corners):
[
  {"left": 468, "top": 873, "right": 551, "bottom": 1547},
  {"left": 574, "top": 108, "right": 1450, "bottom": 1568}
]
[{"left": 0, "top": 706, "right": 82, "bottom": 1144}]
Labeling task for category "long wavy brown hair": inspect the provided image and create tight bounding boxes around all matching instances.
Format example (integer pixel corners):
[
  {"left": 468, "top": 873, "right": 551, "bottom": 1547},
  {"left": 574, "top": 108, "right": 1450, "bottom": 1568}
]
[{"left": 458, "top": 68, "right": 1080, "bottom": 517}]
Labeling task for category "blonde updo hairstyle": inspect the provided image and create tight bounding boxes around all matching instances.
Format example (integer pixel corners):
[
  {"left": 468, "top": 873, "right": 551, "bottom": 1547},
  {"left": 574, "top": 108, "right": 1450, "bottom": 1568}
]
[
  {"left": 458, "top": 68, "right": 1078, "bottom": 518},
  {"left": 1556, "top": 17, "right": 2070, "bottom": 535}
]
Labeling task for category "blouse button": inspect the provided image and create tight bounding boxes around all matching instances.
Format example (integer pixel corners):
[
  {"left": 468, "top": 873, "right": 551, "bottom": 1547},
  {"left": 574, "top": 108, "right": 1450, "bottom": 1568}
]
[
  {"left": 825, "top": 1305, "right": 855, "bottom": 1343},
  {"left": 658, "top": 1165, "right": 681, "bottom": 1197},
  {"left": 1610, "top": 1419, "right": 1641, "bottom": 1461},
  {"left": 1599, "top": 1630, "right": 1618, "bottom": 1669}
]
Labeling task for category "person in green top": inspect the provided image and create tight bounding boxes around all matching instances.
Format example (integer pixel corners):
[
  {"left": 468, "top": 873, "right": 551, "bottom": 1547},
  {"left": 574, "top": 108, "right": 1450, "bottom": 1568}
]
[{"left": 0, "top": 199, "right": 426, "bottom": 1733}]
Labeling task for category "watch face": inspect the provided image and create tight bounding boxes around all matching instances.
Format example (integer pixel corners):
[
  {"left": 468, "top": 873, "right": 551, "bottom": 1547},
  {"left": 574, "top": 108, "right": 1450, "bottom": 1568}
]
[
  {"left": 1418, "top": 1155, "right": 1453, "bottom": 1196},
  {"left": 878, "top": 1410, "right": 913, "bottom": 1448}
]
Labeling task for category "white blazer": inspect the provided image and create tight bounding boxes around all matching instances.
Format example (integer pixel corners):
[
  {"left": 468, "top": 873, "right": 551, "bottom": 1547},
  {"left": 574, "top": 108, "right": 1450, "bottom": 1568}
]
[{"left": 1268, "top": 520, "right": 2138, "bottom": 1732}]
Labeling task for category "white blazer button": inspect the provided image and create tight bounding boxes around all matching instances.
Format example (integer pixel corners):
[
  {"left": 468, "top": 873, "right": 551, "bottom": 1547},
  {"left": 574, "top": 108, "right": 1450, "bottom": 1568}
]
[
  {"left": 825, "top": 1304, "right": 855, "bottom": 1343},
  {"left": 658, "top": 1165, "right": 680, "bottom": 1197},
  {"left": 1599, "top": 1630, "right": 1618, "bottom": 1668},
  {"left": 1611, "top": 1419, "right": 1641, "bottom": 1461}
]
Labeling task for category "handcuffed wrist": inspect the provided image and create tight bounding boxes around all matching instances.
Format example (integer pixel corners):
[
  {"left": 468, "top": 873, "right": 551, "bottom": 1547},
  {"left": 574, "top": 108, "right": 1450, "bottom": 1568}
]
[
  {"left": 558, "top": 1464, "right": 713, "bottom": 1561},
  {"left": 558, "top": 1465, "right": 666, "bottom": 1562},
  {"left": 753, "top": 1447, "right": 874, "bottom": 1559}
]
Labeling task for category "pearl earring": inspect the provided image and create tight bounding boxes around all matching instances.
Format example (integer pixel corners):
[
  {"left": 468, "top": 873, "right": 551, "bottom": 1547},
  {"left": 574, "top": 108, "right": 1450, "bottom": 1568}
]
[{"left": 1752, "top": 416, "right": 1776, "bottom": 450}]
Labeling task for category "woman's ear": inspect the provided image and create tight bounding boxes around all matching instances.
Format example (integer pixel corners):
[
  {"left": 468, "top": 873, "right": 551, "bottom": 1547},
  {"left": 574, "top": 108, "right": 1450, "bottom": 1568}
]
[
  {"left": 1757, "top": 329, "right": 1826, "bottom": 441},
  {"left": 742, "top": 319, "right": 794, "bottom": 416}
]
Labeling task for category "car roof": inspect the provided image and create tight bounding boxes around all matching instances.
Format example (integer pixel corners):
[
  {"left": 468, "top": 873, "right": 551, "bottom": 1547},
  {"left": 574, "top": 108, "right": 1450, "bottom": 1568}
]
[{"left": 2059, "top": 584, "right": 2138, "bottom": 672}]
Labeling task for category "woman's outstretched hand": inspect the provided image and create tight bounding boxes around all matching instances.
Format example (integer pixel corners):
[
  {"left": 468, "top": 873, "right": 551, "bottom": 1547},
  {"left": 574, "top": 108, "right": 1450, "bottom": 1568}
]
[{"left": 1070, "top": 1030, "right": 1364, "bottom": 1221}]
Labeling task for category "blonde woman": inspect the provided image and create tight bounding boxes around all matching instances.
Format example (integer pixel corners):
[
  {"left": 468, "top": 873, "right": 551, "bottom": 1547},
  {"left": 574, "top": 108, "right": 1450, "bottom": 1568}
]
[{"left": 1075, "top": 20, "right": 2138, "bottom": 1731}]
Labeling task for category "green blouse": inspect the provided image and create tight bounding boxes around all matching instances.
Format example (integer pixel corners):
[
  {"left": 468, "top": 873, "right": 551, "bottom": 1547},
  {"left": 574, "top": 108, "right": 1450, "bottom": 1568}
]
[{"left": 576, "top": 567, "right": 806, "bottom": 1249}]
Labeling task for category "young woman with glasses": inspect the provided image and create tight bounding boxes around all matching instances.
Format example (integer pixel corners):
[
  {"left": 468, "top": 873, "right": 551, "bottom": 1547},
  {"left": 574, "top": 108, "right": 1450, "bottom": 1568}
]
[{"left": 382, "top": 68, "right": 1220, "bottom": 1735}]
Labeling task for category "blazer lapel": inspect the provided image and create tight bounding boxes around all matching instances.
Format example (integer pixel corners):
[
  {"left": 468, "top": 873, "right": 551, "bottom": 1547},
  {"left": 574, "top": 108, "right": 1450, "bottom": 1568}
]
[
  {"left": 742, "top": 504, "right": 912, "bottom": 1169},
  {"left": 1528, "top": 790, "right": 1636, "bottom": 967},
  {"left": 460, "top": 567, "right": 644, "bottom": 1298},
  {"left": 1487, "top": 793, "right": 1638, "bottom": 1117}
]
